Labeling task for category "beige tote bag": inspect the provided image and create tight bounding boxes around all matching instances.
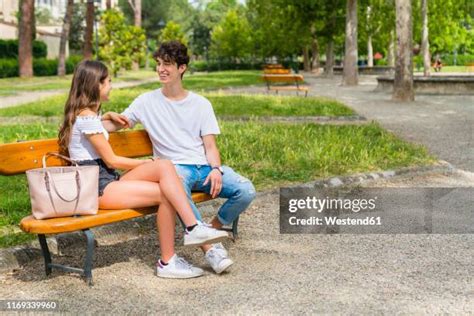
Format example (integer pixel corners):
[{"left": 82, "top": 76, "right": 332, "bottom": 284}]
[{"left": 26, "top": 153, "right": 99, "bottom": 220}]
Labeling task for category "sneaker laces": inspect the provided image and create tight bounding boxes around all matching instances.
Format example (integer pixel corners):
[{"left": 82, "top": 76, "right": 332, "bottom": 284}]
[
  {"left": 208, "top": 244, "right": 227, "bottom": 260},
  {"left": 175, "top": 256, "right": 194, "bottom": 270}
]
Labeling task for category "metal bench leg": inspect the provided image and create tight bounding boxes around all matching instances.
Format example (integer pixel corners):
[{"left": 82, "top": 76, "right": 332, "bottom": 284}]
[
  {"left": 83, "top": 229, "right": 94, "bottom": 286},
  {"left": 38, "top": 234, "right": 52, "bottom": 276}
]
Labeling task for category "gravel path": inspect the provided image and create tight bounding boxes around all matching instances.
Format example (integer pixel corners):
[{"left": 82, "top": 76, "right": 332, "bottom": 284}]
[
  {"left": 1, "top": 74, "right": 472, "bottom": 314},
  {"left": 0, "top": 169, "right": 472, "bottom": 314}
]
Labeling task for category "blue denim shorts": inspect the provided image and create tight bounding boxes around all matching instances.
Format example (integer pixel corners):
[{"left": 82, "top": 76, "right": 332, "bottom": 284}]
[{"left": 76, "top": 159, "right": 120, "bottom": 196}]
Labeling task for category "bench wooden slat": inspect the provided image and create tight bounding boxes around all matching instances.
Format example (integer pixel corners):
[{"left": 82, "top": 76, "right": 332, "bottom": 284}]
[
  {"left": 263, "top": 69, "right": 291, "bottom": 75},
  {"left": 262, "top": 74, "right": 305, "bottom": 83},
  {"left": 20, "top": 192, "right": 212, "bottom": 234},
  {"left": 0, "top": 130, "right": 153, "bottom": 175}
]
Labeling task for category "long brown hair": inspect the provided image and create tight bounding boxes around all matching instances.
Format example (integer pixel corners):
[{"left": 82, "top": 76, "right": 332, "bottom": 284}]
[{"left": 58, "top": 60, "right": 109, "bottom": 155}]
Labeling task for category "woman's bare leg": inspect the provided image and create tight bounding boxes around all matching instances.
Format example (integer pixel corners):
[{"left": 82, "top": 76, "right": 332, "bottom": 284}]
[
  {"left": 99, "top": 180, "right": 176, "bottom": 261},
  {"left": 156, "top": 196, "right": 177, "bottom": 262},
  {"left": 120, "top": 160, "right": 197, "bottom": 227}
]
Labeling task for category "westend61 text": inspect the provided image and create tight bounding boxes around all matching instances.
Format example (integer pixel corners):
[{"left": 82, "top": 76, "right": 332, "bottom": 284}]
[
  {"left": 289, "top": 216, "right": 382, "bottom": 226},
  {"left": 288, "top": 196, "right": 377, "bottom": 213}
]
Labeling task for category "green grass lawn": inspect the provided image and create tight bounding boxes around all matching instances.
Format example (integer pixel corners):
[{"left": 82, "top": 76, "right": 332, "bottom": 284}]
[
  {"left": 0, "top": 120, "right": 435, "bottom": 247},
  {"left": 0, "top": 93, "right": 352, "bottom": 120},
  {"left": 414, "top": 65, "right": 474, "bottom": 73},
  {"left": 0, "top": 70, "right": 261, "bottom": 97},
  {"left": 0, "top": 69, "right": 159, "bottom": 96}
]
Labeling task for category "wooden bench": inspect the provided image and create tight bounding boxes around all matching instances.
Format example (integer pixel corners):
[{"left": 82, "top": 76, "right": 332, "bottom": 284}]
[
  {"left": 467, "top": 63, "right": 474, "bottom": 72},
  {"left": 263, "top": 64, "right": 284, "bottom": 70},
  {"left": 0, "top": 130, "right": 240, "bottom": 285},
  {"left": 262, "top": 74, "right": 309, "bottom": 97},
  {"left": 263, "top": 68, "right": 291, "bottom": 75}
]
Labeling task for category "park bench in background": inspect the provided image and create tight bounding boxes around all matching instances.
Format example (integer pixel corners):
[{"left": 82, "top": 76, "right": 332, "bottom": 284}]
[
  {"left": 0, "top": 130, "right": 240, "bottom": 285},
  {"left": 263, "top": 68, "right": 291, "bottom": 75},
  {"left": 262, "top": 74, "right": 309, "bottom": 97},
  {"left": 263, "top": 63, "right": 284, "bottom": 70},
  {"left": 467, "top": 62, "right": 474, "bottom": 72}
]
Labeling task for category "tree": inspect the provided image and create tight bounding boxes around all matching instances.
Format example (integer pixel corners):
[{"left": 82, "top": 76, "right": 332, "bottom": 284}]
[
  {"left": 420, "top": 0, "right": 430, "bottom": 76},
  {"left": 69, "top": 3, "right": 85, "bottom": 54},
  {"left": 99, "top": 9, "right": 146, "bottom": 76},
  {"left": 127, "top": 0, "right": 141, "bottom": 26},
  {"left": 210, "top": 9, "right": 252, "bottom": 62},
  {"left": 18, "top": 0, "right": 35, "bottom": 78},
  {"left": 342, "top": 0, "right": 358, "bottom": 86},
  {"left": 393, "top": 0, "right": 414, "bottom": 101},
  {"left": 127, "top": 0, "right": 142, "bottom": 70},
  {"left": 159, "top": 21, "right": 187, "bottom": 45},
  {"left": 83, "top": 0, "right": 94, "bottom": 60},
  {"left": 58, "top": 0, "right": 74, "bottom": 76}
]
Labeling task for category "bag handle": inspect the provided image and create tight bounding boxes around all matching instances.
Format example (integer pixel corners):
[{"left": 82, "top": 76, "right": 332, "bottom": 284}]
[
  {"left": 44, "top": 170, "right": 81, "bottom": 216},
  {"left": 42, "top": 152, "right": 82, "bottom": 216},
  {"left": 42, "top": 152, "right": 78, "bottom": 168}
]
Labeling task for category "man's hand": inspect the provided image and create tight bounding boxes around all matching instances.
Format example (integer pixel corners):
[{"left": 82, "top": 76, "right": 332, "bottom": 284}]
[
  {"left": 203, "top": 169, "right": 222, "bottom": 198},
  {"left": 102, "top": 112, "right": 131, "bottom": 129}
]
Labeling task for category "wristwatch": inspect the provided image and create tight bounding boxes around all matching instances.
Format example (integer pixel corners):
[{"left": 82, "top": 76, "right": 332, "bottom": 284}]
[{"left": 212, "top": 166, "right": 224, "bottom": 175}]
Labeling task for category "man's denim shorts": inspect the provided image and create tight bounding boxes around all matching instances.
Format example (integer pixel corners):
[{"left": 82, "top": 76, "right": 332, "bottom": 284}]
[{"left": 76, "top": 158, "right": 120, "bottom": 196}]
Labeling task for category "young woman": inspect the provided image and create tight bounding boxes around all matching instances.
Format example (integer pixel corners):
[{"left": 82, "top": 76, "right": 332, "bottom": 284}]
[{"left": 58, "top": 60, "right": 228, "bottom": 279}]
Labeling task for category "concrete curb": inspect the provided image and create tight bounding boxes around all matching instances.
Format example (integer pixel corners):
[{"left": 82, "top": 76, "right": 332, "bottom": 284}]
[
  {"left": 218, "top": 115, "right": 368, "bottom": 124},
  {"left": 0, "top": 161, "right": 456, "bottom": 273}
]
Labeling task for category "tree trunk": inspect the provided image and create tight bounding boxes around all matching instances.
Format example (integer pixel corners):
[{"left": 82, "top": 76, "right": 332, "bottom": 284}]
[
  {"left": 128, "top": 0, "right": 141, "bottom": 70},
  {"left": 421, "top": 0, "right": 430, "bottom": 77},
  {"left": 83, "top": 1, "right": 94, "bottom": 60},
  {"left": 324, "top": 39, "right": 335, "bottom": 77},
  {"left": 106, "top": 0, "right": 112, "bottom": 9},
  {"left": 393, "top": 0, "right": 414, "bottom": 101},
  {"left": 366, "top": 5, "right": 373, "bottom": 67},
  {"left": 342, "top": 0, "right": 358, "bottom": 86},
  {"left": 387, "top": 30, "right": 395, "bottom": 67},
  {"left": 58, "top": 0, "right": 74, "bottom": 76},
  {"left": 367, "top": 34, "right": 374, "bottom": 67},
  {"left": 311, "top": 37, "right": 320, "bottom": 74},
  {"left": 303, "top": 46, "right": 311, "bottom": 72},
  {"left": 18, "top": 0, "right": 34, "bottom": 78}
]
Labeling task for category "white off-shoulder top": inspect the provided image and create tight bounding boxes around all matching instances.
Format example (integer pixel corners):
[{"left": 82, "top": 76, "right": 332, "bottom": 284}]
[{"left": 68, "top": 115, "right": 109, "bottom": 161}]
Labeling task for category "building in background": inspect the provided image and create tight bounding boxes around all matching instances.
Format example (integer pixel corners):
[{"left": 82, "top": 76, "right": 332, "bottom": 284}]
[{"left": 0, "top": 0, "right": 118, "bottom": 58}]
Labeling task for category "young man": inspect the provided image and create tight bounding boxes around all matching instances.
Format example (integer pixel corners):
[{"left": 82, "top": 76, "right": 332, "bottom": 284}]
[{"left": 105, "top": 41, "right": 256, "bottom": 274}]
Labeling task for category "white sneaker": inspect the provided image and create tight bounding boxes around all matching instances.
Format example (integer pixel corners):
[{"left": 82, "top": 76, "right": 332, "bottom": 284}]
[
  {"left": 205, "top": 243, "right": 234, "bottom": 274},
  {"left": 155, "top": 254, "right": 204, "bottom": 279},
  {"left": 184, "top": 224, "right": 229, "bottom": 247}
]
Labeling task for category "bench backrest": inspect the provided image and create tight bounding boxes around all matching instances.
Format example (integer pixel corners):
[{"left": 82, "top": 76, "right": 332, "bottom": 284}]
[
  {"left": 262, "top": 74, "right": 305, "bottom": 83},
  {"left": 0, "top": 130, "right": 153, "bottom": 176},
  {"left": 263, "top": 64, "right": 284, "bottom": 70},
  {"left": 263, "top": 68, "right": 291, "bottom": 75}
]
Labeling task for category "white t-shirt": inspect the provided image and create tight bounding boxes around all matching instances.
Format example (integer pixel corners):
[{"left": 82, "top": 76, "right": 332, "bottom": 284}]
[
  {"left": 68, "top": 115, "right": 109, "bottom": 161},
  {"left": 122, "top": 89, "right": 220, "bottom": 165}
]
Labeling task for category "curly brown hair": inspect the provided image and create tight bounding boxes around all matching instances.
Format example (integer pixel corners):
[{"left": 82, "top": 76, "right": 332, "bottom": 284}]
[{"left": 153, "top": 41, "right": 190, "bottom": 78}]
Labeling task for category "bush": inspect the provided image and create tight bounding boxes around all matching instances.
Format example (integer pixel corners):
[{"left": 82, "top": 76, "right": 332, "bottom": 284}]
[
  {"left": 33, "top": 58, "right": 58, "bottom": 76},
  {"left": 0, "top": 59, "right": 19, "bottom": 78},
  {"left": 0, "top": 39, "right": 47, "bottom": 59},
  {"left": 189, "top": 59, "right": 265, "bottom": 72},
  {"left": 441, "top": 54, "right": 474, "bottom": 66},
  {"left": 0, "top": 55, "right": 82, "bottom": 78}
]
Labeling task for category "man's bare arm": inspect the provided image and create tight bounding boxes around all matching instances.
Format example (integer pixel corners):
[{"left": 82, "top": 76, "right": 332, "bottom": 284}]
[
  {"left": 202, "top": 134, "right": 223, "bottom": 198},
  {"left": 202, "top": 134, "right": 221, "bottom": 168},
  {"left": 101, "top": 112, "right": 130, "bottom": 132}
]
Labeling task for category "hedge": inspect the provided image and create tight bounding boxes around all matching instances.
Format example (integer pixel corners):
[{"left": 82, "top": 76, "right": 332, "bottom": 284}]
[
  {"left": 0, "top": 39, "right": 47, "bottom": 59},
  {"left": 0, "top": 55, "right": 83, "bottom": 78}
]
